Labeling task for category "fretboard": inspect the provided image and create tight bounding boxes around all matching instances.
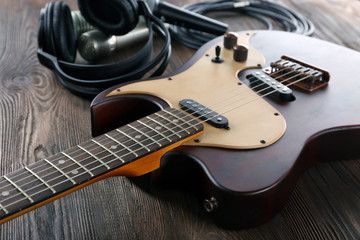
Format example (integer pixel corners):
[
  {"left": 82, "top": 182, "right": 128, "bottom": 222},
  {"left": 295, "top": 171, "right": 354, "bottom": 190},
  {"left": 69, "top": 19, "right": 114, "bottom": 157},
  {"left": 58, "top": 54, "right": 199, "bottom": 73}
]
[{"left": 0, "top": 108, "right": 203, "bottom": 221}]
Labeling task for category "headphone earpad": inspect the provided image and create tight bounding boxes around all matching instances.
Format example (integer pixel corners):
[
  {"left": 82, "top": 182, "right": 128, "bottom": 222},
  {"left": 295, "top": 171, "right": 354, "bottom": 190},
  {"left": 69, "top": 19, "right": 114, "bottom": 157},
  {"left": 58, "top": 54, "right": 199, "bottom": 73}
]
[
  {"left": 39, "top": 1, "right": 77, "bottom": 62},
  {"left": 77, "top": 0, "right": 139, "bottom": 36},
  {"left": 51, "top": 1, "right": 77, "bottom": 62},
  {"left": 39, "top": 2, "right": 55, "bottom": 56}
]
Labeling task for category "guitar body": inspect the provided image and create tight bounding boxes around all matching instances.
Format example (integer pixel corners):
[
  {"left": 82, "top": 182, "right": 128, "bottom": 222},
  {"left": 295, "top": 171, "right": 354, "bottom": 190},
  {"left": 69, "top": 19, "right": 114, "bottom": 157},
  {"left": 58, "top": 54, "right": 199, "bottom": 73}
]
[{"left": 91, "top": 31, "right": 360, "bottom": 228}]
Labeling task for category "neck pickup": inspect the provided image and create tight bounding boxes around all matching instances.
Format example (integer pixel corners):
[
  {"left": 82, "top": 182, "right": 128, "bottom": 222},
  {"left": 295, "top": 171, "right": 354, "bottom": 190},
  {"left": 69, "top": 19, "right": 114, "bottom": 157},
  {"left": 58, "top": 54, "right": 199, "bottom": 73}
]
[{"left": 179, "top": 99, "right": 229, "bottom": 129}]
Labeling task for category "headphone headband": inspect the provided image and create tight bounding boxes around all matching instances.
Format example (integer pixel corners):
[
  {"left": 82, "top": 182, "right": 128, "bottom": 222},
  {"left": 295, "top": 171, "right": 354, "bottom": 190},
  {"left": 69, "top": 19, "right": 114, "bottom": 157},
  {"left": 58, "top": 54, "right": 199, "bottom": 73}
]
[{"left": 77, "top": 0, "right": 140, "bottom": 36}]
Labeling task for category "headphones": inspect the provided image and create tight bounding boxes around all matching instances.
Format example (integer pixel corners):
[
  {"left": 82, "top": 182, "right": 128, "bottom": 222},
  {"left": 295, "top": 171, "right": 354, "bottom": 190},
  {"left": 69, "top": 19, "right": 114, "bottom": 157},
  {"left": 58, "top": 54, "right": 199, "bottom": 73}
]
[
  {"left": 38, "top": 0, "right": 171, "bottom": 98},
  {"left": 38, "top": 0, "right": 227, "bottom": 98}
]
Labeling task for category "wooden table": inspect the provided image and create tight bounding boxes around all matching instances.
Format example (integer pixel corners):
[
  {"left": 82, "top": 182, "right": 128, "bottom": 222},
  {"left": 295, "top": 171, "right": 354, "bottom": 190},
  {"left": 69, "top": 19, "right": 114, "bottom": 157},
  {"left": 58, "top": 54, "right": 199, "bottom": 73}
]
[{"left": 0, "top": 0, "right": 359, "bottom": 239}]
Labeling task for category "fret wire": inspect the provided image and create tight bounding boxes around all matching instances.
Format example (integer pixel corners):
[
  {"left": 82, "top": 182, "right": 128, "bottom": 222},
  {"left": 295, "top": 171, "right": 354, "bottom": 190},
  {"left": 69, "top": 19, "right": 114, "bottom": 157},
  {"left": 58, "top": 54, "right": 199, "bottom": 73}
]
[
  {"left": 0, "top": 109, "right": 183, "bottom": 192},
  {"left": 155, "top": 113, "right": 186, "bottom": 137},
  {"left": 0, "top": 116, "right": 147, "bottom": 193},
  {"left": 0, "top": 110, "right": 203, "bottom": 210},
  {"left": 0, "top": 113, "right": 188, "bottom": 194},
  {"left": 1, "top": 152, "right": 122, "bottom": 211},
  {"left": 2, "top": 151, "right": 124, "bottom": 210},
  {"left": 25, "top": 167, "right": 56, "bottom": 194},
  {"left": 91, "top": 139, "right": 125, "bottom": 163},
  {"left": 44, "top": 158, "right": 76, "bottom": 185},
  {"left": 3, "top": 176, "right": 34, "bottom": 203},
  {"left": 0, "top": 202, "right": 9, "bottom": 214},
  {"left": 105, "top": 133, "right": 139, "bottom": 157},
  {"left": 137, "top": 119, "right": 172, "bottom": 142},
  {"left": 1, "top": 135, "right": 133, "bottom": 202},
  {"left": 163, "top": 109, "right": 191, "bottom": 133},
  {"left": 62, "top": 152, "right": 94, "bottom": 177},
  {"left": 128, "top": 124, "right": 162, "bottom": 147},
  {"left": 167, "top": 108, "right": 199, "bottom": 131},
  {"left": 1, "top": 132, "right": 147, "bottom": 209},
  {"left": 116, "top": 129, "right": 151, "bottom": 152},
  {"left": 78, "top": 144, "right": 112, "bottom": 169},
  {"left": 148, "top": 115, "right": 181, "bottom": 138},
  {"left": 0, "top": 110, "right": 199, "bottom": 195}
]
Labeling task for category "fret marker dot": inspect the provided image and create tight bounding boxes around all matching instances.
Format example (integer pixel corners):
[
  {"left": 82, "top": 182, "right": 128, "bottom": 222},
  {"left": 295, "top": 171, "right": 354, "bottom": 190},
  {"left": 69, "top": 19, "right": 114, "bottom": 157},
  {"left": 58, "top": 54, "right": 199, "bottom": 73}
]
[
  {"left": 110, "top": 145, "right": 117, "bottom": 149},
  {"left": 2, "top": 191, "right": 9, "bottom": 196},
  {"left": 135, "top": 135, "right": 141, "bottom": 139},
  {"left": 58, "top": 160, "right": 65, "bottom": 164},
  {"left": 71, "top": 170, "right": 78, "bottom": 175}
]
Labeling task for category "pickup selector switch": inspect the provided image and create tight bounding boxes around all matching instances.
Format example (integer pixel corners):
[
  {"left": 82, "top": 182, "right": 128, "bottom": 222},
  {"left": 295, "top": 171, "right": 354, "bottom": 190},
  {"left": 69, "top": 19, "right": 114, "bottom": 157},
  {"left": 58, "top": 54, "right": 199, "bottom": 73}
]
[
  {"left": 212, "top": 45, "right": 224, "bottom": 63},
  {"left": 233, "top": 44, "right": 248, "bottom": 62}
]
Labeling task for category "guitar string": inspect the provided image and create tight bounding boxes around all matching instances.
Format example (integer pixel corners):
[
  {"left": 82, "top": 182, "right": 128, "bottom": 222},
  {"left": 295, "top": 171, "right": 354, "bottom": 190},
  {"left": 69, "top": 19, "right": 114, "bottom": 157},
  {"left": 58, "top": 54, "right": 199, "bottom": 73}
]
[
  {"left": 0, "top": 67, "right": 309, "bottom": 209},
  {"left": 208, "top": 73, "right": 296, "bottom": 114},
  {"left": 219, "top": 73, "right": 303, "bottom": 115},
  {"left": 0, "top": 68, "right": 306, "bottom": 210},
  {"left": 0, "top": 66, "right": 302, "bottom": 202},
  {"left": 0, "top": 66, "right": 294, "bottom": 191},
  {"left": 181, "top": 69, "right": 310, "bottom": 125},
  {"left": 0, "top": 72, "right": 310, "bottom": 211},
  {"left": 0, "top": 109, "right": 205, "bottom": 209},
  {"left": 196, "top": 67, "right": 290, "bottom": 108},
  {"left": 0, "top": 112, "right": 190, "bottom": 191},
  {"left": 201, "top": 70, "right": 294, "bottom": 113},
  {"left": 0, "top": 75, "right": 307, "bottom": 211},
  {"left": 0, "top": 66, "right": 296, "bottom": 195},
  {"left": 170, "top": 69, "right": 302, "bottom": 125}
]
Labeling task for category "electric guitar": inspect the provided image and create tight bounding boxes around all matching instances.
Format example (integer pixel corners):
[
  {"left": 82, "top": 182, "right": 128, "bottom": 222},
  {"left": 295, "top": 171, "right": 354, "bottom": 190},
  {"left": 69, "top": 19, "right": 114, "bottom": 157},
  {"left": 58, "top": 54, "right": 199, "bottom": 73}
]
[{"left": 0, "top": 31, "right": 359, "bottom": 228}]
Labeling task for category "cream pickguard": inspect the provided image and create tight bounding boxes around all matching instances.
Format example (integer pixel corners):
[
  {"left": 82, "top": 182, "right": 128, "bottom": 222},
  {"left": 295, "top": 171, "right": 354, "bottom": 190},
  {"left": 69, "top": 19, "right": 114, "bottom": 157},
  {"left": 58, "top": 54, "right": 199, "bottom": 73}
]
[{"left": 107, "top": 33, "right": 286, "bottom": 149}]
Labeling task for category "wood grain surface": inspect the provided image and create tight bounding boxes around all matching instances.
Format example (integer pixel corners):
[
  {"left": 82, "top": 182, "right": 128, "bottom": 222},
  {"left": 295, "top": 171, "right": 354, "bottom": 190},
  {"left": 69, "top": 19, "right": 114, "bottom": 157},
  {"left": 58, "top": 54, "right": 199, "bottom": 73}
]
[{"left": 0, "top": 0, "right": 359, "bottom": 239}]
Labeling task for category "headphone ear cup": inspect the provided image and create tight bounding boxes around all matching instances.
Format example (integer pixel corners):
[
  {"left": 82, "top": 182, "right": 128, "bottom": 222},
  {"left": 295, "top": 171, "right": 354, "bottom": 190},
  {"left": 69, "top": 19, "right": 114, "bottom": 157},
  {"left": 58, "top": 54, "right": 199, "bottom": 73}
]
[
  {"left": 51, "top": 1, "right": 77, "bottom": 62},
  {"left": 77, "top": 0, "right": 139, "bottom": 36},
  {"left": 40, "top": 2, "right": 55, "bottom": 56},
  {"left": 38, "top": 1, "right": 77, "bottom": 62}
]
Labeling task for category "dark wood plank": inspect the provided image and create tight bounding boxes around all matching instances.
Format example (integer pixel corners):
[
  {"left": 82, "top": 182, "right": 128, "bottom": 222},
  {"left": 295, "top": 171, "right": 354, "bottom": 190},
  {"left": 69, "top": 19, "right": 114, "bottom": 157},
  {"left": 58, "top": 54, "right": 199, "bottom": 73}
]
[{"left": 0, "top": 0, "right": 359, "bottom": 239}]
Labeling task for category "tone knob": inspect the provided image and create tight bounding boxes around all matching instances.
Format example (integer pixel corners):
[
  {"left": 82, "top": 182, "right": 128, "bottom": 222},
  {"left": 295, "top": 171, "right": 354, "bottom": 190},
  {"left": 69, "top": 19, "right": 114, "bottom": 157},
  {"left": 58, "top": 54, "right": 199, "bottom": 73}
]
[
  {"left": 223, "top": 32, "right": 238, "bottom": 49},
  {"left": 233, "top": 44, "right": 248, "bottom": 62}
]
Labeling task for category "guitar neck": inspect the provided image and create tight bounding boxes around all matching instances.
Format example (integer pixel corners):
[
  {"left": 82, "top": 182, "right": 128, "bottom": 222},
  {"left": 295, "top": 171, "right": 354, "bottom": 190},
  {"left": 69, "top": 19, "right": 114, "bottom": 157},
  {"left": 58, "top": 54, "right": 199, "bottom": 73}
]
[{"left": 0, "top": 108, "right": 203, "bottom": 224}]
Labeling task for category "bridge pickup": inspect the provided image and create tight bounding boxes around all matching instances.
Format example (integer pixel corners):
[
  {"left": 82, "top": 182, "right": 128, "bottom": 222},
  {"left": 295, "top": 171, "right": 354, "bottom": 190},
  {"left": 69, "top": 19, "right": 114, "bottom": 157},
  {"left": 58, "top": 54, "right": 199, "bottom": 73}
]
[
  {"left": 264, "top": 56, "right": 330, "bottom": 92},
  {"left": 179, "top": 99, "right": 229, "bottom": 129},
  {"left": 246, "top": 73, "right": 295, "bottom": 102}
]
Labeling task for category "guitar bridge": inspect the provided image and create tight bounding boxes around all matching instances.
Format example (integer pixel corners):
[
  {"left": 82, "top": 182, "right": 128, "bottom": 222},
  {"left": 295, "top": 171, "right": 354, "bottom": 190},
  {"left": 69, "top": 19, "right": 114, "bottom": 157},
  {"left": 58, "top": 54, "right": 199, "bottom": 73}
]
[{"left": 264, "top": 56, "right": 330, "bottom": 92}]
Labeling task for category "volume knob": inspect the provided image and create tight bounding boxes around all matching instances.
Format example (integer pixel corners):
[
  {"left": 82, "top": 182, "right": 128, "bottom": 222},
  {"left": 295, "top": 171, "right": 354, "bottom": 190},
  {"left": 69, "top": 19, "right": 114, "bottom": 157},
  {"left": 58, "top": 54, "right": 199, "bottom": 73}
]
[
  {"left": 233, "top": 44, "right": 248, "bottom": 62},
  {"left": 223, "top": 32, "right": 238, "bottom": 49}
]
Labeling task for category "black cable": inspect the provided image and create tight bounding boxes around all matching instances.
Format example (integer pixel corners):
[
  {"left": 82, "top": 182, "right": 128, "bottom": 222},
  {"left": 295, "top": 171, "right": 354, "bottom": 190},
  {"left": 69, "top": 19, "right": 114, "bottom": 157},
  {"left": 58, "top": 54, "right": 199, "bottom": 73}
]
[{"left": 169, "top": 0, "right": 315, "bottom": 49}]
